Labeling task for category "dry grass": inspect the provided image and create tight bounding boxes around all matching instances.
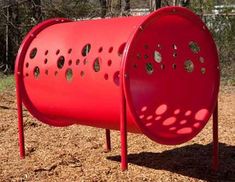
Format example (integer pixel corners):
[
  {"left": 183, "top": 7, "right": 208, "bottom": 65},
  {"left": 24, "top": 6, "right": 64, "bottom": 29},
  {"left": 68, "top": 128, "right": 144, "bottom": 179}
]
[{"left": 0, "top": 81, "right": 234, "bottom": 181}]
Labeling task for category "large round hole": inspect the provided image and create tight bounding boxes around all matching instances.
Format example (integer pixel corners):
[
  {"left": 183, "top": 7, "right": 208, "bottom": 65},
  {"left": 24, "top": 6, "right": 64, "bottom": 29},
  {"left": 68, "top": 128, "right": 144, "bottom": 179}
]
[
  {"left": 30, "top": 48, "right": 37, "bottom": 59},
  {"left": 93, "top": 58, "right": 101, "bottom": 72},
  {"left": 189, "top": 41, "right": 200, "bottom": 54},
  {"left": 65, "top": 68, "right": 73, "bottom": 81},
  {"left": 145, "top": 63, "right": 154, "bottom": 75},
  {"left": 184, "top": 59, "right": 194, "bottom": 73},
  {"left": 118, "top": 43, "right": 126, "bottom": 57},
  {"left": 82, "top": 44, "right": 91, "bottom": 56},
  {"left": 57, "top": 56, "right": 65, "bottom": 69},
  {"left": 33, "top": 66, "right": 40, "bottom": 78},
  {"left": 154, "top": 51, "right": 162, "bottom": 63}
]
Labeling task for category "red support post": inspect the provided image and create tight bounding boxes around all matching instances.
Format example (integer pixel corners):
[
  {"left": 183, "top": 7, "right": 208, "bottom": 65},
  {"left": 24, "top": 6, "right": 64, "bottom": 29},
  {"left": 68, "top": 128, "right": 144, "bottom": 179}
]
[
  {"left": 16, "top": 72, "right": 25, "bottom": 159},
  {"left": 120, "top": 93, "right": 128, "bottom": 171},
  {"left": 105, "top": 129, "right": 111, "bottom": 152},
  {"left": 212, "top": 100, "right": 219, "bottom": 172}
]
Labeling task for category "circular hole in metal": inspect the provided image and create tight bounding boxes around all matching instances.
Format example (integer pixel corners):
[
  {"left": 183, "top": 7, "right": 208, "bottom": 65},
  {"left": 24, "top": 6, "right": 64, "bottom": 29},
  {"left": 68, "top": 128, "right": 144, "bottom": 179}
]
[
  {"left": 68, "top": 48, "right": 72, "bottom": 54},
  {"left": 173, "top": 44, "right": 177, "bottom": 50},
  {"left": 82, "top": 44, "right": 91, "bottom": 56},
  {"left": 93, "top": 58, "right": 101, "bottom": 72},
  {"left": 172, "top": 63, "right": 176, "bottom": 70},
  {"left": 45, "top": 70, "right": 48, "bottom": 75},
  {"left": 109, "top": 47, "right": 113, "bottom": 53},
  {"left": 107, "top": 60, "right": 112, "bottom": 66},
  {"left": 144, "top": 44, "right": 149, "bottom": 49},
  {"left": 98, "top": 47, "right": 103, "bottom": 53},
  {"left": 154, "top": 51, "right": 162, "bottom": 63},
  {"left": 33, "top": 66, "right": 40, "bottom": 78},
  {"left": 199, "top": 56, "right": 205, "bottom": 63},
  {"left": 173, "top": 51, "right": 177, "bottom": 58},
  {"left": 104, "top": 73, "right": 109, "bottom": 80},
  {"left": 113, "top": 71, "right": 120, "bottom": 86},
  {"left": 137, "top": 53, "right": 141, "bottom": 60},
  {"left": 83, "top": 59, "right": 88, "bottom": 65},
  {"left": 76, "top": 59, "right": 80, "bottom": 65},
  {"left": 160, "top": 64, "right": 165, "bottom": 70},
  {"left": 54, "top": 71, "right": 58, "bottom": 76},
  {"left": 45, "top": 50, "right": 49, "bottom": 55},
  {"left": 30, "top": 48, "right": 37, "bottom": 59},
  {"left": 133, "top": 64, "right": 137, "bottom": 69},
  {"left": 25, "top": 62, "right": 29, "bottom": 68},
  {"left": 56, "top": 49, "right": 60, "bottom": 55},
  {"left": 25, "top": 73, "right": 29, "bottom": 77},
  {"left": 68, "top": 60, "right": 72, "bottom": 66},
  {"left": 145, "top": 63, "right": 154, "bottom": 75},
  {"left": 65, "top": 68, "right": 73, "bottom": 81},
  {"left": 201, "top": 67, "right": 206, "bottom": 74},
  {"left": 157, "top": 44, "right": 161, "bottom": 49},
  {"left": 57, "top": 56, "right": 65, "bottom": 69},
  {"left": 118, "top": 43, "right": 126, "bottom": 57},
  {"left": 189, "top": 41, "right": 200, "bottom": 54},
  {"left": 80, "top": 71, "right": 85, "bottom": 77},
  {"left": 44, "top": 58, "right": 48, "bottom": 64},
  {"left": 144, "top": 54, "right": 149, "bottom": 59},
  {"left": 184, "top": 59, "right": 194, "bottom": 72}
]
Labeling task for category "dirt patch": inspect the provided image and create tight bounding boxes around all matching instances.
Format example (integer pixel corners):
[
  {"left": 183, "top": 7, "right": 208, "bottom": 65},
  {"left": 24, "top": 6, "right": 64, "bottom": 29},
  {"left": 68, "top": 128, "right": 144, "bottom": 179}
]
[{"left": 0, "top": 85, "right": 234, "bottom": 181}]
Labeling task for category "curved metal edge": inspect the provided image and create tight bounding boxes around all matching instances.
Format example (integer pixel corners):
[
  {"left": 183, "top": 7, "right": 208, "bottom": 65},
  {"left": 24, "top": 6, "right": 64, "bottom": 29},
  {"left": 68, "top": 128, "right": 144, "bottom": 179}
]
[
  {"left": 15, "top": 18, "right": 73, "bottom": 127},
  {"left": 121, "top": 6, "right": 220, "bottom": 145}
]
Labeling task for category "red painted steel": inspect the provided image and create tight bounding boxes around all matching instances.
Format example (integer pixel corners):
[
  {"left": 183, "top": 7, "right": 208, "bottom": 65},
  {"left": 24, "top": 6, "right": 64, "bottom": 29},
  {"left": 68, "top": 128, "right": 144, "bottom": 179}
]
[{"left": 15, "top": 6, "right": 220, "bottom": 160}]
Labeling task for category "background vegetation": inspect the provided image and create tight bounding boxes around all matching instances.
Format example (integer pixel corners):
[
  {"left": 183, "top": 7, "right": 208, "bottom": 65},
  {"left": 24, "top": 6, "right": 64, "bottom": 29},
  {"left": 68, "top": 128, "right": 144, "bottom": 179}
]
[{"left": 0, "top": 0, "right": 234, "bottom": 85}]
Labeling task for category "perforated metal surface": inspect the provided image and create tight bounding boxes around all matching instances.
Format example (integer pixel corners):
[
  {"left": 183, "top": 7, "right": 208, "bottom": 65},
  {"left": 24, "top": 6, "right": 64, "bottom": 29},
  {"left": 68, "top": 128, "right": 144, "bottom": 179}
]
[{"left": 15, "top": 7, "right": 219, "bottom": 145}]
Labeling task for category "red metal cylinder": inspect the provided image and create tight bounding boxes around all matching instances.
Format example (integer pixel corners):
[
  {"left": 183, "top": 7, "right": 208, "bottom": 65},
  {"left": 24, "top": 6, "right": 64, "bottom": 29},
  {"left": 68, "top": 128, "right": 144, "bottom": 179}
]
[{"left": 15, "top": 7, "right": 220, "bottom": 145}]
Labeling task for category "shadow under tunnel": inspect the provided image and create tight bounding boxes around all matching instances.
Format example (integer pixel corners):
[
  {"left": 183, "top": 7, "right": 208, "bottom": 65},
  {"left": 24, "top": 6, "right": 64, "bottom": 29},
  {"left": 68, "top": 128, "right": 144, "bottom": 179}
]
[{"left": 107, "top": 143, "right": 235, "bottom": 181}]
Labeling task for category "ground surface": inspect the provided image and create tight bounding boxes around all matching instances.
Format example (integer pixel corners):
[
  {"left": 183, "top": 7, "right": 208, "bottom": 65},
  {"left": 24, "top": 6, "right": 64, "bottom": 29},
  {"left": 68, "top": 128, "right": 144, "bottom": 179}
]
[{"left": 0, "top": 77, "right": 234, "bottom": 181}]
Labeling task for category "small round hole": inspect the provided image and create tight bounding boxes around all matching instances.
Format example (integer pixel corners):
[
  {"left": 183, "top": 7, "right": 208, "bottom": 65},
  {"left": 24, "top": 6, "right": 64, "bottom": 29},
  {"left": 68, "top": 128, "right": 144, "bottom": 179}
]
[
  {"left": 189, "top": 41, "right": 200, "bottom": 54},
  {"left": 44, "top": 59, "right": 48, "bottom": 64},
  {"left": 107, "top": 60, "right": 112, "bottom": 66},
  {"left": 184, "top": 59, "right": 194, "bottom": 72},
  {"left": 83, "top": 59, "right": 88, "bottom": 65},
  {"left": 137, "top": 53, "right": 141, "bottom": 60},
  {"left": 56, "top": 49, "right": 60, "bottom": 55},
  {"left": 57, "top": 56, "right": 65, "bottom": 69},
  {"left": 199, "top": 57, "right": 204, "bottom": 63},
  {"left": 144, "top": 54, "right": 148, "bottom": 59},
  {"left": 98, "top": 47, "right": 103, "bottom": 53},
  {"left": 55, "top": 71, "right": 58, "bottom": 76},
  {"left": 113, "top": 71, "right": 120, "bottom": 86},
  {"left": 82, "top": 44, "right": 91, "bottom": 56},
  {"left": 144, "top": 44, "right": 149, "bottom": 49},
  {"left": 65, "top": 68, "right": 73, "bottom": 81},
  {"left": 172, "top": 63, "right": 176, "bottom": 70},
  {"left": 68, "top": 48, "right": 72, "bottom": 54},
  {"left": 45, "top": 70, "right": 48, "bottom": 75},
  {"left": 201, "top": 67, "right": 206, "bottom": 74},
  {"left": 80, "top": 71, "right": 85, "bottom": 77},
  {"left": 68, "top": 60, "right": 72, "bottom": 66},
  {"left": 104, "top": 74, "right": 109, "bottom": 80},
  {"left": 76, "top": 59, "right": 80, "bottom": 65},
  {"left": 173, "top": 51, "right": 177, "bottom": 58},
  {"left": 160, "top": 64, "right": 165, "bottom": 70},
  {"left": 157, "top": 44, "right": 161, "bottom": 49},
  {"left": 154, "top": 51, "right": 162, "bottom": 63},
  {"left": 45, "top": 50, "right": 49, "bottom": 55},
  {"left": 173, "top": 44, "right": 177, "bottom": 50},
  {"left": 30, "top": 48, "right": 37, "bottom": 59},
  {"left": 93, "top": 58, "right": 101, "bottom": 72},
  {"left": 25, "top": 73, "right": 29, "bottom": 77},
  {"left": 118, "top": 43, "right": 126, "bottom": 57},
  {"left": 25, "top": 62, "right": 29, "bottom": 68},
  {"left": 133, "top": 64, "right": 137, "bottom": 69},
  {"left": 33, "top": 66, "right": 40, "bottom": 78},
  {"left": 109, "top": 47, "right": 113, "bottom": 53},
  {"left": 145, "top": 63, "right": 154, "bottom": 75}
]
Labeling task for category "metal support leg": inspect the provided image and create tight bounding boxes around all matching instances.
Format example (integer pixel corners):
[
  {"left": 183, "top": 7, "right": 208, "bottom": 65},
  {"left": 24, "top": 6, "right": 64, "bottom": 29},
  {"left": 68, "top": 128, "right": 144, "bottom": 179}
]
[
  {"left": 16, "top": 72, "right": 25, "bottom": 159},
  {"left": 120, "top": 94, "right": 128, "bottom": 171},
  {"left": 212, "top": 100, "right": 219, "bottom": 172},
  {"left": 105, "top": 129, "right": 111, "bottom": 152}
]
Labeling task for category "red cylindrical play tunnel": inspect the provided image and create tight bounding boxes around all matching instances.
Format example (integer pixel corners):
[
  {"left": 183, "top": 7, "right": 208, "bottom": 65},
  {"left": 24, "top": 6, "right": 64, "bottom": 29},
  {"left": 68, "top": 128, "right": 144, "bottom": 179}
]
[{"left": 15, "top": 7, "right": 220, "bottom": 145}]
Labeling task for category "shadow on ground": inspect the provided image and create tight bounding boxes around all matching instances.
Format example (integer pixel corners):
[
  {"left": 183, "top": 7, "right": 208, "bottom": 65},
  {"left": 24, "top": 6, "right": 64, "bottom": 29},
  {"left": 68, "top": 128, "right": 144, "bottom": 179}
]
[{"left": 107, "top": 143, "right": 235, "bottom": 181}]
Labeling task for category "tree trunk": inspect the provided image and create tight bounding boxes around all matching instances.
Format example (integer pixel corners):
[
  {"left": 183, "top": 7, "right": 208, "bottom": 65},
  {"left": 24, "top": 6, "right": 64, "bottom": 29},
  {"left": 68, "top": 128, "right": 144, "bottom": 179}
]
[{"left": 99, "top": 0, "right": 107, "bottom": 18}]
